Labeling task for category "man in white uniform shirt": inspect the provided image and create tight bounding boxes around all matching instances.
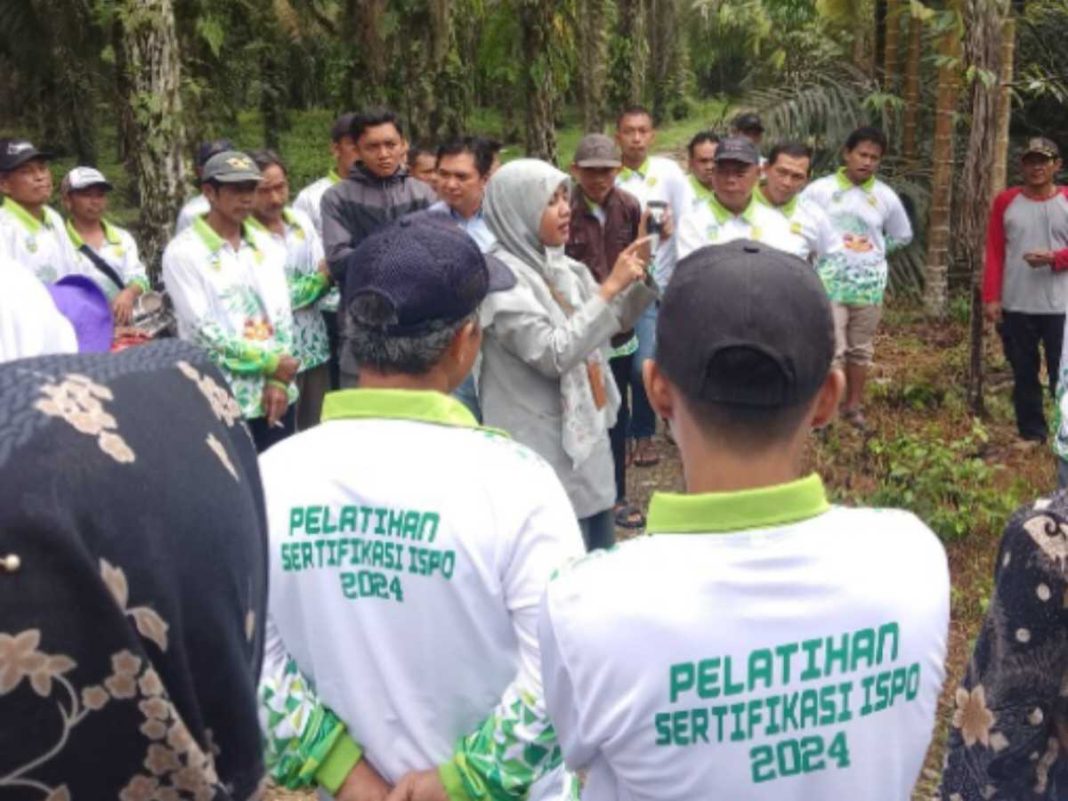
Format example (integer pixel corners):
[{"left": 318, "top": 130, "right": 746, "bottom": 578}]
[
  {"left": 539, "top": 240, "right": 949, "bottom": 801},
  {"left": 175, "top": 139, "right": 234, "bottom": 232},
  {"left": 259, "top": 215, "right": 584, "bottom": 801},
  {"left": 756, "top": 142, "right": 836, "bottom": 263}
]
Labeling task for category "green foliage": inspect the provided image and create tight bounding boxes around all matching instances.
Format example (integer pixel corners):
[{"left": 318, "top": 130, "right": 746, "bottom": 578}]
[{"left": 863, "top": 420, "right": 1018, "bottom": 541}]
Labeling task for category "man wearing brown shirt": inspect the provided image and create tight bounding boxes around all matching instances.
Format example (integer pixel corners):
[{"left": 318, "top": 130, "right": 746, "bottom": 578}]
[{"left": 567, "top": 133, "right": 647, "bottom": 530}]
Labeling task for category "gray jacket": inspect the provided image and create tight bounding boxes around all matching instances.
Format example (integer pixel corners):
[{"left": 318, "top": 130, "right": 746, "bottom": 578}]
[{"left": 479, "top": 257, "right": 656, "bottom": 518}]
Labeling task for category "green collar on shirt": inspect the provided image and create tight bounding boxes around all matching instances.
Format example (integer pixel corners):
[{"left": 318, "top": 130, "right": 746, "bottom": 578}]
[
  {"left": 3, "top": 197, "right": 51, "bottom": 234},
  {"left": 247, "top": 208, "right": 306, "bottom": 241},
  {"left": 328, "top": 169, "right": 342, "bottom": 185},
  {"left": 65, "top": 218, "right": 122, "bottom": 248},
  {"left": 646, "top": 473, "right": 830, "bottom": 534},
  {"left": 754, "top": 185, "right": 798, "bottom": 218},
  {"left": 192, "top": 214, "right": 259, "bottom": 254},
  {"left": 619, "top": 158, "right": 650, "bottom": 182},
  {"left": 688, "top": 174, "right": 715, "bottom": 204},
  {"left": 321, "top": 388, "right": 510, "bottom": 437},
  {"left": 835, "top": 167, "right": 876, "bottom": 193},
  {"left": 708, "top": 193, "right": 759, "bottom": 225}
]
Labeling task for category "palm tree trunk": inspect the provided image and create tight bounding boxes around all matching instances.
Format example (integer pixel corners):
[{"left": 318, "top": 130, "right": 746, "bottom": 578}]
[
  {"left": 576, "top": 0, "right": 609, "bottom": 132},
  {"left": 901, "top": 13, "right": 923, "bottom": 168},
  {"left": 961, "top": 0, "right": 1006, "bottom": 414},
  {"left": 883, "top": 0, "right": 903, "bottom": 90},
  {"left": 519, "top": 0, "right": 558, "bottom": 163},
  {"left": 118, "top": 0, "right": 187, "bottom": 278},
  {"left": 923, "top": 5, "right": 962, "bottom": 318},
  {"left": 991, "top": 11, "right": 1016, "bottom": 195},
  {"left": 608, "top": 0, "right": 648, "bottom": 112}
]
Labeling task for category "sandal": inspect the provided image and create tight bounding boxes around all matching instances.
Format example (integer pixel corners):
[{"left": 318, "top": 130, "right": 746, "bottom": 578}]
[
  {"left": 841, "top": 407, "right": 868, "bottom": 430},
  {"left": 632, "top": 438, "right": 660, "bottom": 467},
  {"left": 614, "top": 502, "right": 646, "bottom": 530}
]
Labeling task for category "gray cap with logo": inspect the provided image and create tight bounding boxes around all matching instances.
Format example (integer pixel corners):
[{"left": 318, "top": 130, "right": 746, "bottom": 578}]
[
  {"left": 573, "top": 134, "right": 623, "bottom": 169},
  {"left": 201, "top": 151, "right": 262, "bottom": 184}
]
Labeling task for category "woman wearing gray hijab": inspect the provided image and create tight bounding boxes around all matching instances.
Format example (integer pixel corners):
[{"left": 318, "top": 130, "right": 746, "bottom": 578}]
[{"left": 480, "top": 159, "right": 656, "bottom": 549}]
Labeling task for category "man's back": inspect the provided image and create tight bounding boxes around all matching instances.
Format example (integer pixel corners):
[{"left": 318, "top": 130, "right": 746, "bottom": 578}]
[
  {"left": 540, "top": 497, "right": 948, "bottom": 801},
  {"left": 261, "top": 390, "right": 584, "bottom": 783}
]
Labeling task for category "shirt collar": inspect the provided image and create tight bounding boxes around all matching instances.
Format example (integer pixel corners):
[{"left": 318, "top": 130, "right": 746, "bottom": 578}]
[
  {"left": 4, "top": 198, "right": 51, "bottom": 235},
  {"left": 192, "top": 214, "right": 258, "bottom": 254},
  {"left": 754, "top": 185, "right": 798, "bottom": 218},
  {"left": 321, "top": 388, "right": 509, "bottom": 436},
  {"left": 835, "top": 167, "right": 876, "bottom": 193},
  {"left": 66, "top": 219, "right": 122, "bottom": 248},
  {"left": 688, "top": 174, "right": 715, "bottom": 204},
  {"left": 246, "top": 207, "right": 302, "bottom": 236},
  {"left": 619, "top": 158, "right": 651, "bottom": 182},
  {"left": 328, "top": 169, "right": 342, "bottom": 185},
  {"left": 707, "top": 192, "right": 759, "bottom": 225},
  {"left": 646, "top": 474, "right": 830, "bottom": 534}
]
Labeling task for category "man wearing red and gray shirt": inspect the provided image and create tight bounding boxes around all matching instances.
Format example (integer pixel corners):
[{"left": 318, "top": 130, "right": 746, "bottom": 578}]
[{"left": 983, "top": 137, "right": 1068, "bottom": 443}]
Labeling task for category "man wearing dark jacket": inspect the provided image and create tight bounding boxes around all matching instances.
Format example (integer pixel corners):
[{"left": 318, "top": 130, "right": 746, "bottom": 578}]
[{"left": 321, "top": 108, "right": 437, "bottom": 385}]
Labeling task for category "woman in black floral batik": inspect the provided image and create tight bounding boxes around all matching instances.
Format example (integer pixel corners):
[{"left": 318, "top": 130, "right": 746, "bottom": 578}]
[
  {"left": 0, "top": 341, "right": 268, "bottom": 801},
  {"left": 940, "top": 492, "right": 1068, "bottom": 800}
]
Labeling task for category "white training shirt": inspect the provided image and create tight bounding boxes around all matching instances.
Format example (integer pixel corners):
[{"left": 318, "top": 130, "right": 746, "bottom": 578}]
[
  {"left": 175, "top": 193, "right": 210, "bottom": 232},
  {"left": 801, "top": 170, "right": 913, "bottom": 305},
  {"left": 754, "top": 187, "right": 837, "bottom": 263},
  {"left": 540, "top": 475, "right": 949, "bottom": 801},
  {"left": 66, "top": 219, "right": 150, "bottom": 300},
  {"left": 0, "top": 258, "right": 77, "bottom": 361},
  {"left": 675, "top": 193, "right": 798, "bottom": 260},
  {"left": 260, "top": 390, "right": 585, "bottom": 798},
  {"left": 616, "top": 155, "right": 688, "bottom": 288},
  {"left": 0, "top": 200, "right": 83, "bottom": 284},
  {"left": 293, "top": 172, "right": 341, "bottom": 313}
]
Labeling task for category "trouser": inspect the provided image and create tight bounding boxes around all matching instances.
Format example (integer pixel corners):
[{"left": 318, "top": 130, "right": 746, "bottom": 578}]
[
  {"left": 247, "top": 404, "right": 296, "bottom": 453},
  {"left": 1058, "top": 457, "right": 1068, "bottom": 490},
  {"left": 609, "top": 353, "right": 634, "bottom": 504},
  {"left": 831, "top": 302, "right": 882, "bottom": 367},
  {"left": 578, "top": 509, "right": 615, "bottom": 552},
  {"left": 453, "top": 374, "right": 482, "bottom": 422},
  {"left": 629, "top": 303, "right": 657, "bottom": 440},
  {"left": 999, "top": 311, "right": 1065, "bottom": 441},
  {"left": 323, "top": 310, "right": 341, "bottom": 391},
  {"left": 295, "top": 363, "right": 330, "bottom": 431}
]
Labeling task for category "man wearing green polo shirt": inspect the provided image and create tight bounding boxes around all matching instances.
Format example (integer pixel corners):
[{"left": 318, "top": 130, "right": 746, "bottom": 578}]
[
  {"left": 539, "top": 240, "right": 950, "bottom": 801},
  {"left": 676, "top": 137, "right": 793, "bottom": 259},
  {"left": 0, "top": 138, "right": 82, "bottom": 284},
  {"left": 755, "top": 142, "right": 836, "bottom": 263}
]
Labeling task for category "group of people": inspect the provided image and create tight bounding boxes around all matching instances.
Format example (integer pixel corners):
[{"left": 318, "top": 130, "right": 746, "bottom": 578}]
[{"left": 0, "top": 104, "right": 1067, "bottom": 801}]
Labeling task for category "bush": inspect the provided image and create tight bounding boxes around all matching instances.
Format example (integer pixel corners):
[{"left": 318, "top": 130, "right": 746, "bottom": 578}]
[{"left": 862, "top": 420, "right": 1019, "bottom": 541}]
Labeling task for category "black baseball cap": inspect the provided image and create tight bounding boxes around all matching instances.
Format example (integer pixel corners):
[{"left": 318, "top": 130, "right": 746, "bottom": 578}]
[
  {"left": 0, "top": 139, "right": 53, "bottom": 173},
  {"left": 196, "top": 139, "right": 235, "bottom": 169},
  {"left": 733, "top": 112, "right": 765, "bottom": 134},
  {"left": 331, "top": 113, "right": 358, "bottom": 142},
  {"left": 656, "top": 240, "right": 834, "bottom": 408},
  {"left": 344, "top": 212, "right": 516, "bottom": 336},
  {"left": 714, "top": 136, "right": 761, "bottom": 165}
]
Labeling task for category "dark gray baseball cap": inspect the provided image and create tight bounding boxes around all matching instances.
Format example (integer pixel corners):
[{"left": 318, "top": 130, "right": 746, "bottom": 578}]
[
  {"left": 573, "top": 134, "right": 622, "bottom": 168},
  {"left": 201, "top": 151, "right": 262, "bottom": 184},
  {"left": 656, "top": 240, "right": 834, "bottom": 408},
  {"left": 714, "top": 137, "right": 761, "bottom": 166}
]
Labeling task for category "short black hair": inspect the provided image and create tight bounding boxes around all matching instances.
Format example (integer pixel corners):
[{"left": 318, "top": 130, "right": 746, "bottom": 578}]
[
  {"left": 617, "top": 105, "right": 654, "bottom": 128},
  {"left": 844, "top": 126, "right": 888, "bottom": 154},
  {"left": 767, "top": 142, "right": 814, "bottom": 168},
  {"left": 436, "top": 136, "right": 496, "bottom": 177},
  {"left": 248, "top": 148, "right": 288, "bottom": 176},
  {"left": 687, "top": 131, "right": 721, "bottom": 158},
  {"left": 685, "top": 394, "right": 815, "bottom": 451},
  {"left": 350, "top": 109, "right": 403, "bottom": 142},
  {"left": 407, "top": 142, "right": 435, "bottom": 167}
]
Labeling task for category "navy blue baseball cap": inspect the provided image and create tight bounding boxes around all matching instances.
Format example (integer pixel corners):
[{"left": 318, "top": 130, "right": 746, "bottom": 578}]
[{"left": 344, "top": 212, "right": 515, "bottom": 336}]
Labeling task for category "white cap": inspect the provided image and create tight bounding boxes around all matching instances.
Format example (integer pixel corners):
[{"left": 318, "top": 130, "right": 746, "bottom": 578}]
[{"left": 63, "top": 166, "right": 113, "bottom": 193}]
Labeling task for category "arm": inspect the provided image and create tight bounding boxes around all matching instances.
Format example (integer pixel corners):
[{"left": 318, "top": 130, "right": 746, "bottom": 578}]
[
  {"left": 674, "top": 208, "right": 707, "bottom": 261},
  {"left": 982, "top": 190, "right": 1016, "bottom": 303},
  {"left": 321, "top": 186, "right": 355, "bottom": 283},
  {"left": 259, "top": 616, "right": 364, "bottom": 793},
  {"left": 163, "top": 249, "right": 284, "bottom": 375},
  {"left": 437, "top": 471, "right": 585, "bottom": 801},
  {"left": 290, "top": 222, "right": 330, "bottom": 310},
  {"left": 883, "top": 191, "right": 914, "bottom": 253},
  {"left": 940, "top": 506, "right": 1068, "bottom": 800},
  {"left": 119, "top": 233, "right": 151, "bottom": 292},
  {"left": 486, "top": 286, "right": 622, "bottom": 379}
]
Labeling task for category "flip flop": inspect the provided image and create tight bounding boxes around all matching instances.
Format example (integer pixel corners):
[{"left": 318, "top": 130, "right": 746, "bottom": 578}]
[
  {"left": 632, "top": 438, "right": 660, "bottom": 467},
  {"left": 841, "top": 408, "right": 868, "bottom": 430},
  {"left": 614, "top": 502, "right": 646, "bottom": 530}
]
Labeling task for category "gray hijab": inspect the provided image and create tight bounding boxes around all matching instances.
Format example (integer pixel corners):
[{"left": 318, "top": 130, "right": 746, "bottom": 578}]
[{"left": 484, "top": 159, "right": 569, "bottom": 274}]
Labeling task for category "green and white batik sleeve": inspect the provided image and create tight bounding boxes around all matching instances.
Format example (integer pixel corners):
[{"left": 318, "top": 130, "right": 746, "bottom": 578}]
[
  {"left": 195, "top": 320, "right": 284, "bottom": 375},
  {"left": 259, "top": 618, "right": 363, "bottom": 794},
  {"left": 288, "top": 272, "right": 330, "bottom": 311}
]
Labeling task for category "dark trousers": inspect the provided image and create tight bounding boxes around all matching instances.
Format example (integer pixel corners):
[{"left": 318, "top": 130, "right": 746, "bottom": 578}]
[
  {"left": 999, "top": 311, "right": 1065, "bottom": 440},
  {"left": 323, "top": 310, "right": 341, "bottom": 391},
  {"left": 247, "top": 404, "right": 296, "bottom": 453},
  {"left": 579, "top": 509, "right": 615, "bottom": 552},
  {"left": 609, "top": 353, "right": 633, "bottom": 504}
]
